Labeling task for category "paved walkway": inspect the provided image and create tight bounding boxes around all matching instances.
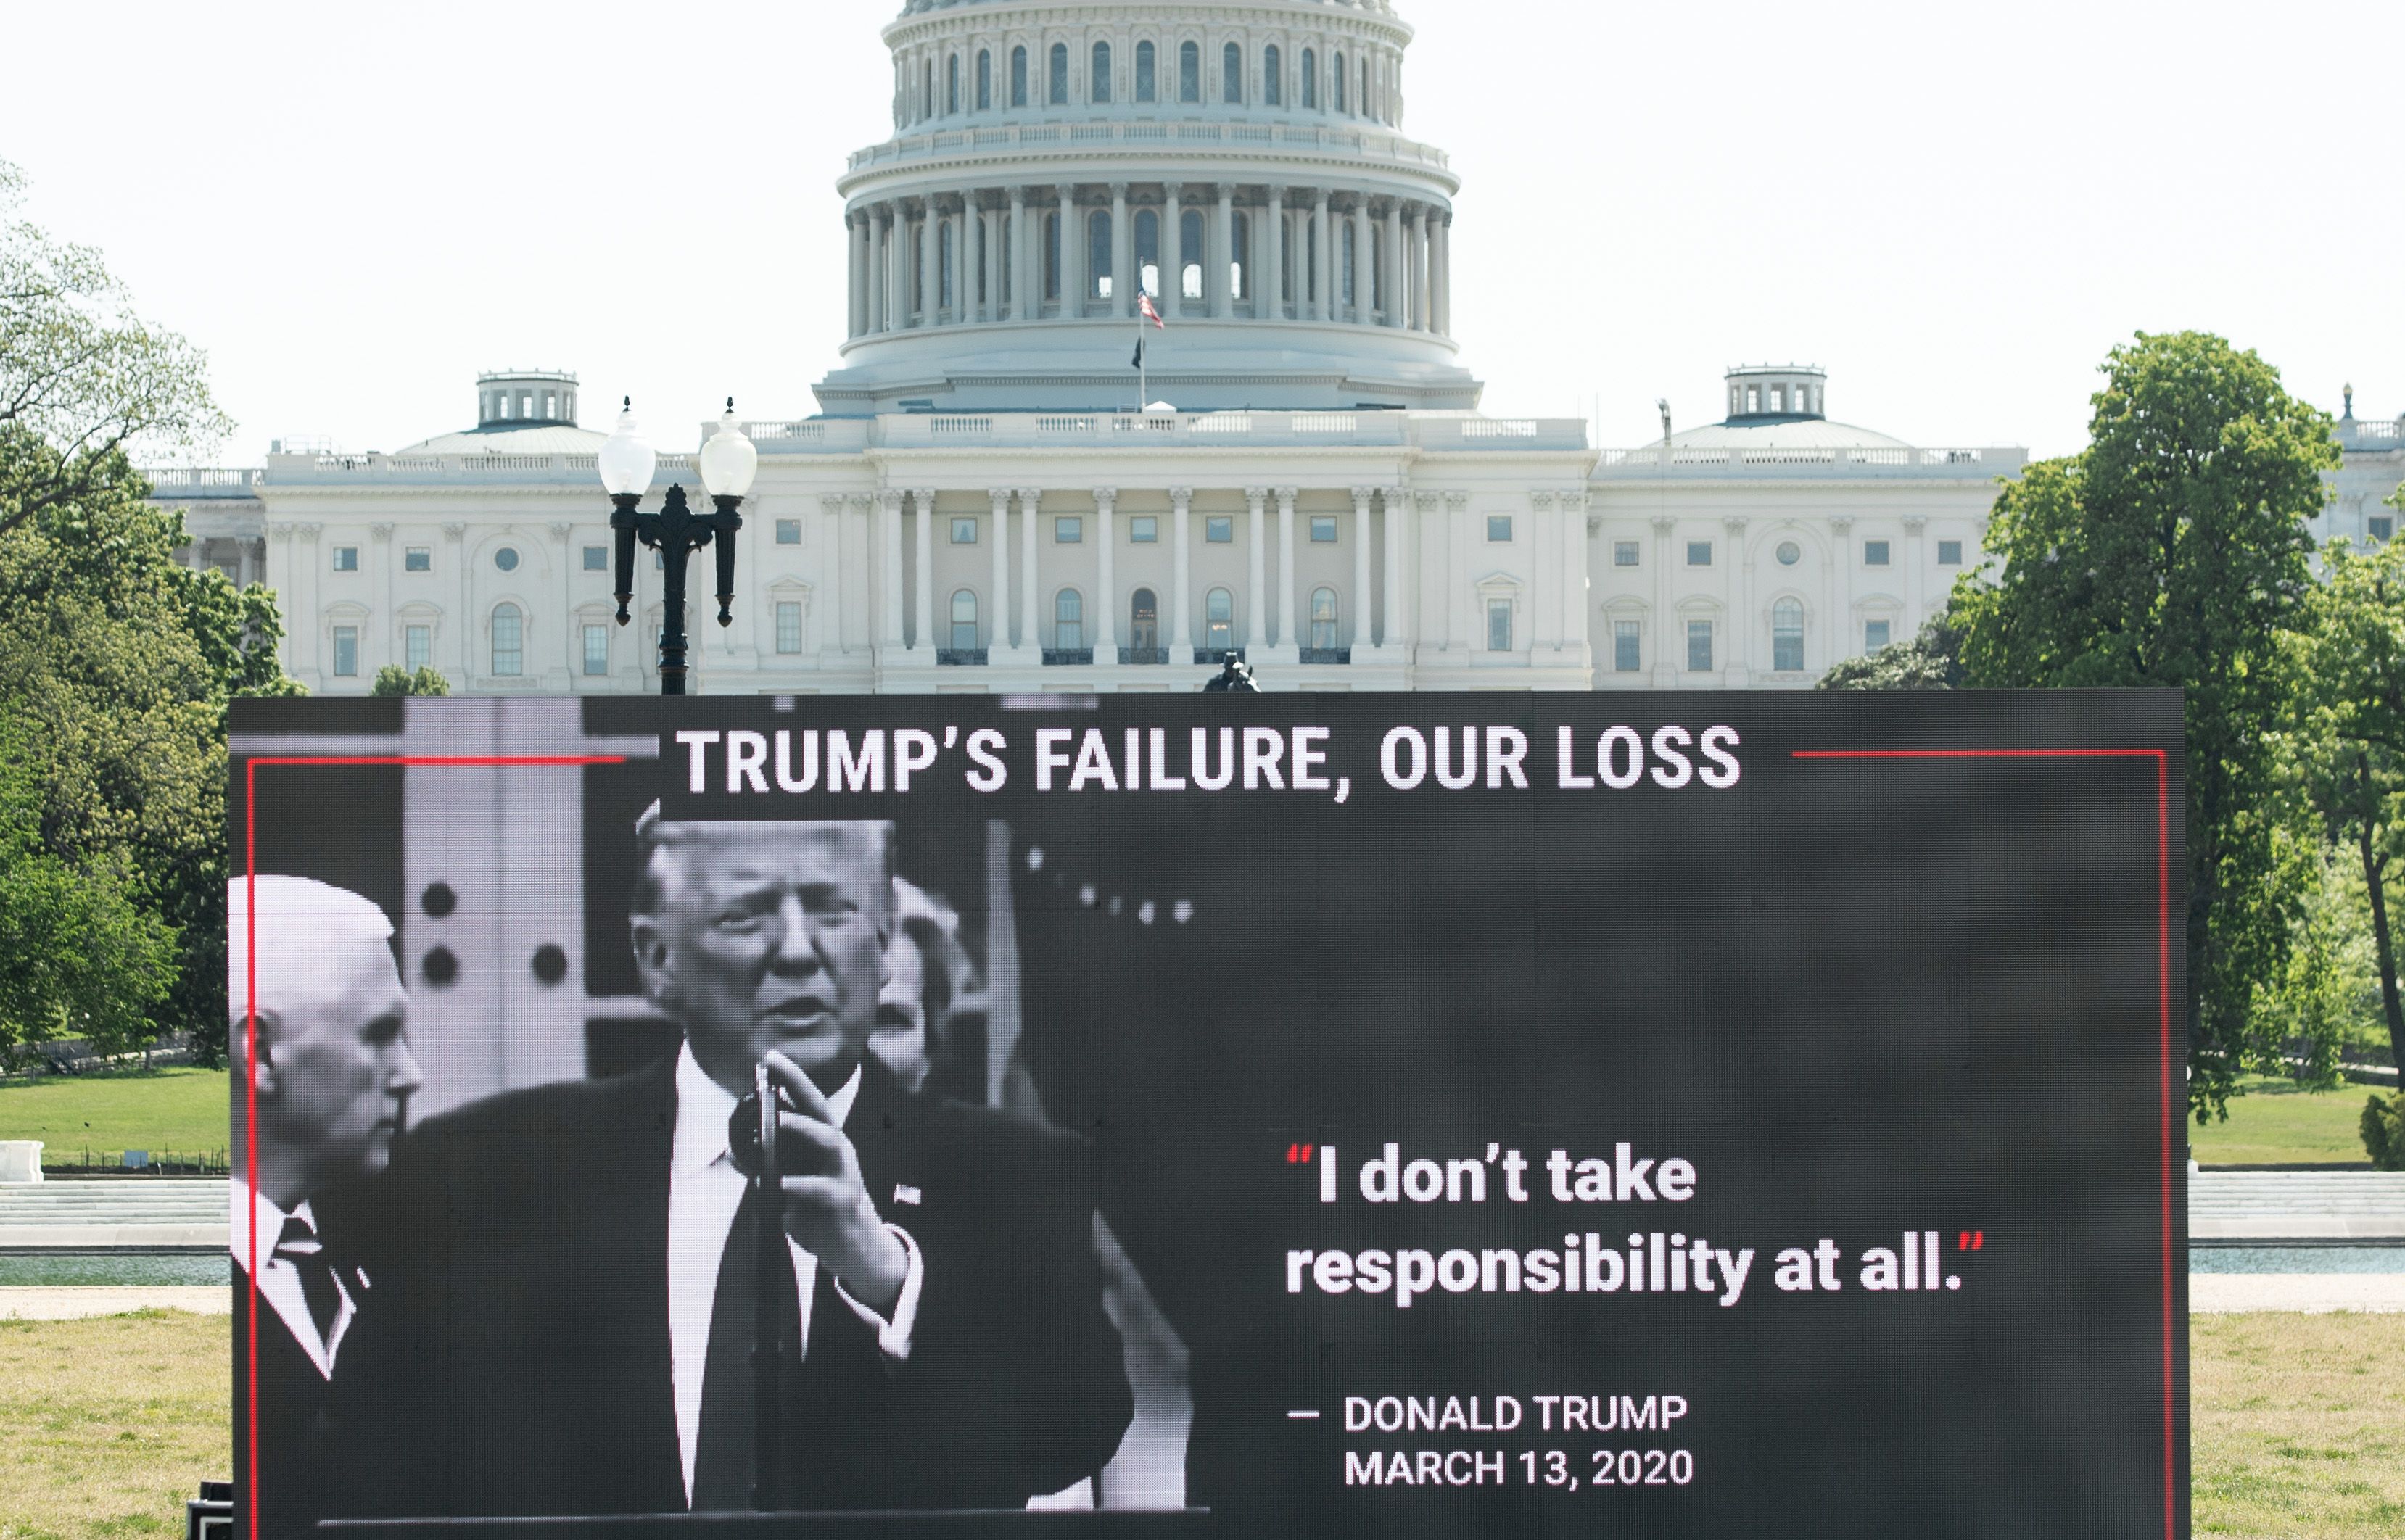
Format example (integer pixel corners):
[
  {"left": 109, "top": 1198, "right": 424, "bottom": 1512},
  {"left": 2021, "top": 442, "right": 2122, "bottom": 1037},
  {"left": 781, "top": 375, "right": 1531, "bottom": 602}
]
[
  {"left": 0, "top": 1286, "right": 230, "bottom": 1320},
  {"left": 2190, "top": 1170, "right": 2405, "bottom": 1239},
  {"left": 2191, "top": 1274, "right": 2405, "bottom": 1313},
  {"left": 0, "top": 1178, "right": 225, "bottom": 1248}
]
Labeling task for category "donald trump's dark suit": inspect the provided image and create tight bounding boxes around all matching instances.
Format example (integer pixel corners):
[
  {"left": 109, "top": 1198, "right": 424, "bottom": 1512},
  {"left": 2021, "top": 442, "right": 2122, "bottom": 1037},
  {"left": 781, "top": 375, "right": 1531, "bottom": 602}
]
[{"left": 330, "top": 1049, "right": 1132, "bottom": 1518}]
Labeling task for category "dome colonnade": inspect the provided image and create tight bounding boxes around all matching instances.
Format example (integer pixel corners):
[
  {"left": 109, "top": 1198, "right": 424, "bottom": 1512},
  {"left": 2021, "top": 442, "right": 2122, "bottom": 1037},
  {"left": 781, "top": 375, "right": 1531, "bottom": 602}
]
[{"left": 829, "top": 1, "right": 1462, "bottom": 412}]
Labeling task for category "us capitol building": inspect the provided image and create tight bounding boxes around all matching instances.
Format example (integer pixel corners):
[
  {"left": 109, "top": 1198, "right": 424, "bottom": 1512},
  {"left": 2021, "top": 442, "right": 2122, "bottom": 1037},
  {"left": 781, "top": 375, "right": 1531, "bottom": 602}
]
[{"left": 160, "top": 0, "right": 2402, "bottom": 697}]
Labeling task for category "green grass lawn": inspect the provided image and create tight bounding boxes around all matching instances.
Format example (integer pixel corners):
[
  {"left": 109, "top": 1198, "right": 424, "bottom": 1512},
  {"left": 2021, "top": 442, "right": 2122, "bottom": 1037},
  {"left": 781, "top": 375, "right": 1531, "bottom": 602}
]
[
  {"left": 0, "top": 1309, "right": 2396, "bottom": 1537},
  {"left": 0, "top": 1068, "right": 229, "bottom": 1163},
  {"left": 2190, "top": 1074, "right": 2383, "bottom": 1167}
]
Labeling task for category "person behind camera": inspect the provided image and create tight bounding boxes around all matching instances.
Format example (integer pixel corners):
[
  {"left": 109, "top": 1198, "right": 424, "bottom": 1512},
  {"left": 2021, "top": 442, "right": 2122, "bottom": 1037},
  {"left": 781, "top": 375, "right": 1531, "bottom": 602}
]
[{"left": 332, "top": 811, "right": 1131, "bottom": 1516}]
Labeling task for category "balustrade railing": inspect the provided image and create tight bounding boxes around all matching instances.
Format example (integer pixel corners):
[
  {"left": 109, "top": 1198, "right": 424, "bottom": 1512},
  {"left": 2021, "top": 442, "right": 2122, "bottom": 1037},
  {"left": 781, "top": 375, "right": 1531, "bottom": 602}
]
[{"left": 846, "top": 117, "right": 1451, "bottom": 173}]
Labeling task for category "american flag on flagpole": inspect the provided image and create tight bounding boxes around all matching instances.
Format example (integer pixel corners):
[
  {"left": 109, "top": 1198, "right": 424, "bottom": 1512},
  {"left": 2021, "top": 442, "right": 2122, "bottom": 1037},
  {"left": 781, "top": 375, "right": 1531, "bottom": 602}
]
[{"left": 1137, "top": 290, "right": 1165, "bottom": 328}]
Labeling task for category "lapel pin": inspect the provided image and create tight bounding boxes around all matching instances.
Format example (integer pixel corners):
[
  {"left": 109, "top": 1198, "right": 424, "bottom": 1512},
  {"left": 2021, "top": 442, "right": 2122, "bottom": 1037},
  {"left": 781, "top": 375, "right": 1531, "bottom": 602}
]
[{"left": 894, "top": 1183, "right": 923, "bottom": 1206}]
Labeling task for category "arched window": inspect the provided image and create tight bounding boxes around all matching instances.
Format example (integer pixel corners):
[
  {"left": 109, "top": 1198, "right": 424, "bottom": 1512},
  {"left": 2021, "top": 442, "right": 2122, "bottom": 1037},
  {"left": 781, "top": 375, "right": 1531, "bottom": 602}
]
[
  {"left": 977, "top": 50, "right": 991, "bottom": 110},
  {"left": 1205, "top": 587, "right": 1234, "bottom": 651},
  {"left": 1092, "top": 41, "right": 1112, "bottom": 103},
  {"left": 1044, "top": 212, "right": 1061, "bottom": 300},
  {"left": 939, "top": 220, "right": 954, "bottom": 311},
  {"left": 1136, "top": 40, "right": 1156, "bottom": 102},
  {"left": 1010, "top": 46, "right": 1028, "bottom": 107},
  {"left": 1361, "top": 57, "right": 1370, "bottom": 117},
  {"left": 1224, "top": 42, "right": 1243, "bottom": 102},
  {"left": 1264, "top": 45, "right": 1282, "bottom": 105},
  {"left": 923, "top": 60, "right": 933, "bottom": 120},
  {"left": 491, "top": 603, "right": 523, "bottom": 677},
  {"left": 1333, "top": 51, "right": 1347, "bottom": 113},
  {"left": 1130, "top": 588, "right": 1159, "bottom": 652},
  {"left": 1308, "top": 587, "right": 1339, "bottom": 650},
  {"left": 1049, "top": 42, "right": 1068, "bottom": 104},
  {"left": 1181, "top": 207, "right": 1203, "bottom": 298},
  {"left": 1136, "top": 208, "right": 1160, "bottom": 295},
  {"left": 1089, "top": 210, "right": 1113, "bottom": 298},
  {"left": 1230, "top": 211, "right": 1249, "bottom": 299},
  {"left": 950, "top": 589, "right": 979, "bottom": 651},
  {"left": 1302, "top": 48, "right": 1316, "bottom": 108},
  {"left": 1179, "top": 41, "right": 1200, "bottom": 102},
  {"left": 1772, "top": 598, "right": 1804, "bottom": 672},
  {"left": 946, "top": 54, "right": 960, "bottom": 114},
  {"left": 1055, "top": 589, "right": 1084, "bottom": 649},
  {"left": 912, "top": 226, "right": 925, "bottom": 312},
  {"left": 1340, "top": 220, "right": 1356, "bottom": 306}
]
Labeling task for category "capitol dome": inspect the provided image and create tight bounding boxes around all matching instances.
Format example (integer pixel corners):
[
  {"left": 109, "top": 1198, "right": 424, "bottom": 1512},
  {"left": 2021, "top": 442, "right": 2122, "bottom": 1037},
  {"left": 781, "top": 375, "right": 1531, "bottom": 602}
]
[
  {"left": 817, "top": 0, "right": 1473, "bottom": 414},
  {"left": 395, "top": 369, "right": 606, "bottom": 455}
]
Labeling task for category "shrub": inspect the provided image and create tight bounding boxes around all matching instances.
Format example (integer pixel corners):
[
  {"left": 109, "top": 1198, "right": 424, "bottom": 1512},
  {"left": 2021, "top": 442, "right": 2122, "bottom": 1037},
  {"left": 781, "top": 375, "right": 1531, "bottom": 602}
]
[{"left": 2363, "top": 1092, "right": 2405, "bottom": 1171}]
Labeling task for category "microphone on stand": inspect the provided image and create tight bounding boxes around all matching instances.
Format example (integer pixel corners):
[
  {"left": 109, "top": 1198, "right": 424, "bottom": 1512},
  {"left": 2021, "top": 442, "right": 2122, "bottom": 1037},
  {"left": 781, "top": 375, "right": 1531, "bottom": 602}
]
[{"left": 728, "top": 1065, "right": 788, "bottom": 1512}]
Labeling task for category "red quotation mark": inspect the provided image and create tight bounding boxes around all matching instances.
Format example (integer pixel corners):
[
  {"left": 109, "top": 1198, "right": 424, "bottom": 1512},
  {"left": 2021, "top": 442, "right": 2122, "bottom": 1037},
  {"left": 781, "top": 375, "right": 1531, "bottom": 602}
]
[
  {"left": 1286, "top": 1143, "right": 1316, "bottom": 1164},
  {"left": 1957, "top": 1230, "right": 1985, "bottom": 1252}
]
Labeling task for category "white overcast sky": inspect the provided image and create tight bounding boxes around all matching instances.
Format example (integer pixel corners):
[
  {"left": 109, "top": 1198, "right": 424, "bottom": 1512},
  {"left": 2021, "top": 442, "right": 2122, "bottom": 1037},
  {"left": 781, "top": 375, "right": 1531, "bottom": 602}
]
[{"left": 4, "top": 0, "right": 2398, "bottom": 463}]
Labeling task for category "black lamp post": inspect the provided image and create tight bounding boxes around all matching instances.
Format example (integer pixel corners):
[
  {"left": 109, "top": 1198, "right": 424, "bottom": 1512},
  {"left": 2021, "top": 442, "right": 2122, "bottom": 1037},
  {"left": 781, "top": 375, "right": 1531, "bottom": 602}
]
[{"left": 598, "top": 398, "right": 758, "bottom": 695}]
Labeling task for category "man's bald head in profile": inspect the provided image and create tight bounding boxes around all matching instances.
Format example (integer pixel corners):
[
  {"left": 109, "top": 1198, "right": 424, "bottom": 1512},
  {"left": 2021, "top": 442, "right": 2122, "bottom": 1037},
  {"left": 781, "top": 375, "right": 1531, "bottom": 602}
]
[{"left": 629, "top": 807, "right": 896, "bottom": 1096}]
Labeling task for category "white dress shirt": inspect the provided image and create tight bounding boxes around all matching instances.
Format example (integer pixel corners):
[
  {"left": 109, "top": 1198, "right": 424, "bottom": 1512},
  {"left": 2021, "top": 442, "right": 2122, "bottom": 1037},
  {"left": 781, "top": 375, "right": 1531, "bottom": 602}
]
[
  {"left": 229, "top": 1176, "right": 358, "bottom": 1378},
  {"left": 667, "top": 1043, "right": 925, "bottom": 1507}
]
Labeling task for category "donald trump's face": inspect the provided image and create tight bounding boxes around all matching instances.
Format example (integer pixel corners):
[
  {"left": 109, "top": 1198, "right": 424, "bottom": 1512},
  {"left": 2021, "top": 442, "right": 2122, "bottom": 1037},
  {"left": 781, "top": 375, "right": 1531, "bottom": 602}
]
[{"left": 632, "top": 821, "right": 893, "bottom": 1096}]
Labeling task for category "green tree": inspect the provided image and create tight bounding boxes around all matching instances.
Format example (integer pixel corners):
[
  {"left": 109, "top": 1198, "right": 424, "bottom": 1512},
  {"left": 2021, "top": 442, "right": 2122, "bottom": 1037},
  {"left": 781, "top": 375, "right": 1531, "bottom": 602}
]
[
  {"left": 1951, "top": 332, "right": 2338, "bottom": 1118},
  {"left": 371, "top": 663, "right": 451, "bottom": 697},
  {"left": 1817, "top": 607, "right": 1965, "bottom": 690},
  {"left": 2286, "top": 533, "right": 2405, "bottom": 1079},
  {"left": 1, "top": 159, "right": 231, "bottom": 539},
  {"left": 0, "top": 444, "right": 298, "bottom": 1064},
  {"left": 0, "top": 722, "right": 174, "bottom": 1064}
]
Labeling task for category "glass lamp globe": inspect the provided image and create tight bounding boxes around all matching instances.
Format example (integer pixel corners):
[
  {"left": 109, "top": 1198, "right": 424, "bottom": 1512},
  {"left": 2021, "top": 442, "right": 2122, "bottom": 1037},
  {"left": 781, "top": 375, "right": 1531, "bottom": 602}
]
[
  {"left": 697, "top": 398, "right": 758, "bottom": 500},
  {"left": 596, "top": 397, "right": 656, "bottom": 497}
]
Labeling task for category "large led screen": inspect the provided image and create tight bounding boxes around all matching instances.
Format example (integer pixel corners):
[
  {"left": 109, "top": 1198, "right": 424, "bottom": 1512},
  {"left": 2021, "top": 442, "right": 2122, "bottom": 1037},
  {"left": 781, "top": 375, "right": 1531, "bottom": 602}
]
[{"left": 229, "top": 692, "right": 2186, "bottom": 1539}]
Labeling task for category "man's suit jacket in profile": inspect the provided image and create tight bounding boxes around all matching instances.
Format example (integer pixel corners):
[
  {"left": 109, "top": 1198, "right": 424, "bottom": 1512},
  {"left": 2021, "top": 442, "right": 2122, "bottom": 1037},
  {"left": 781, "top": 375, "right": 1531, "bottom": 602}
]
[
  {"left": 331, "top": 1051, "right": 1133, "bottom": 1518},
  {"left": 233, "top": 1188, "right": 371, "bottom": 1539}
]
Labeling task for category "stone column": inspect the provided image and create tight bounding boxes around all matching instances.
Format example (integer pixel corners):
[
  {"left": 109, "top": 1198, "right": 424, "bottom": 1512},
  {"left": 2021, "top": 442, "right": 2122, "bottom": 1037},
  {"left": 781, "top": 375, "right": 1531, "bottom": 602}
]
[
  {"left": 1902, "top": 514, "right": 1928, "bottom": 634},
  {"left": 856, "top": 209, "right": 875, "bottom": 334},
  {"left": 1529, "top": 491, "right": 1556, "bottom": 648},
  {"left": 1093, "top": 487, "right": 1118, "bottom": 663},
  {"left": 954, "top": 190, "right": 975, "bottom": 323},
  {"left": 1380, "top": 488, "right": 1409, "bottom": 651},
  {"left": 1651, "top": 514, "right": 1675, "bottom": 685},
  {"left": 1212, "top": 183, "right": 1234, "bottom": 318},
  {"left": 1382, "top": 199, "right": 1404, "bottom": 326},
  {"left": 1443, "top": 491, "right": 1468, "bottom": 650},
  {"left": 868, "top": 208, "right": 888, "bottom": 333},
  {"left": 1558, "top": 489, "right": 1589, "bottom": 668},
  {"left": 1411, "top": 207, "right": 1432, "bottom": 332},
  {"left": 1245, "top": 487, "right": 1268, "bottom": 649},
  {"left": 986, "top": 487, "right": 1011, "bottom": 652},
  {"left": 913, "top": 487, "right": 935, "bottom": 650},
  {"left": 1350, "top": 487, "right": 1374, "bottom": 650},
  {"left": 1018, "top": 487, "right": 1040, "bottom": 650},
  {"left": 1433, "top": 214, "right": 1451, "bottom": 336},
  {"left": 1265, "top": 186, "right": 1287, "bottom": 318},
  {"left": 1160, "top": 181, "right": 1184, "bottom": 318},
  {"left": 1007, "top": 187, "right": 1028, "bottom": 321},
  {"left": 1723, "top": 516, "right": 1749, "bottom": 684},
  {"left": 1311, "top": 189, "right": 1332, "bottom": 323},
  {"left": 548, "top": 521, "right": 572, "bottom": 685},
  {"left": 1275, "top": 487, "right": 1298, "bottom": 653},
  {"left": 371, "top": 523, "right": 395, "bottom": 674},
  {"left": 916, "top": 199, "right": 939, "bottom": 327},
  {"left": 1829, "top": 515, "right": 1854, "bottom": 661},
  {"left": 879, "top": 492, "right": 905, "bottom": 647},
  {"left": 983, "top": 202, "right": 1002, "bottom": 323},
  {"left": 822, "top": 494, "right": 848, "bottom": 655},
  {"left": 1350, "top": 197, "right": 1374, "bottom": 325},
  {"left": 1057, "top": 183, "right": 1081, "bottom": 317},
  {"left": 886, "top": 204, "right": 908, "bottom": 331},
  {"left": 1170, "top": 487, "right": 1194, "bottom": 653},
  {"left": 1109, "top": 183, "right": 1131, "bottom": 318},
  {"left": 442, "top": 522, "right": 469, "bottom": 680}
]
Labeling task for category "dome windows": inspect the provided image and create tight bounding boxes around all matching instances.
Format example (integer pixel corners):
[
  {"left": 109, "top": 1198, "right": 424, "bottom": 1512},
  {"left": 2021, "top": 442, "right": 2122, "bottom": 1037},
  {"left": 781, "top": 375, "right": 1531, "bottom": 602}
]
[
  {"left": 1010, "top": 45, "right": 1027, "bottom": 107},
  {"left": 1179, "top": 41, "right": 1200, "bottom": 103},
  {"left": 1264, "top": 46, "right": 1282, "bottom": 106},
  {"left": 1302, "top": 48, "right": 1317, "bottom": 109},
  {"left": 1048, "top": 43, "right": 1068, "bottom": 106},
  {"left": 946, "top": 54, "right": 960, "bottom": 115},
  {"left": 977, "top": 50, "right": 991, "bottom": 111},
  {"left": 1724, "top": 365, "right": 1827, "bottom": 423},
  {"left": 1334, "top": 51, "right": 1347, "bottom": 113},
  {"left": 1092, "top": 41, "right": 1111, "bottom": 104},
  {"left": 1224, "top": 43, "right": 1243, "bottom": 104},
  {"left": 1136, "top": 41, "right": 1156, "bottom": 102}
]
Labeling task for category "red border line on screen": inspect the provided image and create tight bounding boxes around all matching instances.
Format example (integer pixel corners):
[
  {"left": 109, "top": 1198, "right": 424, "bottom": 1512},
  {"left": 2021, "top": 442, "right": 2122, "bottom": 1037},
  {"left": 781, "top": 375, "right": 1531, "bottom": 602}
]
[
  {"left": 1791, "top": 746, "right": 2175, "bottom": 1540},
  {"left": 240, "top": 753, "right": 627, "bottom": 1540}
]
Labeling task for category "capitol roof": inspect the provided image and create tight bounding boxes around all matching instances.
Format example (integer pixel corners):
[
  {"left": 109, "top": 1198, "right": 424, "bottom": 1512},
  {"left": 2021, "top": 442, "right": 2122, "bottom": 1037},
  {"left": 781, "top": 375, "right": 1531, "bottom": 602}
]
[
  {"left": 1661, "top": 417, "right": 1912, "bottom": 452},
  {"left": 395, "top": 423, "right": 608, "bottom": 456}
]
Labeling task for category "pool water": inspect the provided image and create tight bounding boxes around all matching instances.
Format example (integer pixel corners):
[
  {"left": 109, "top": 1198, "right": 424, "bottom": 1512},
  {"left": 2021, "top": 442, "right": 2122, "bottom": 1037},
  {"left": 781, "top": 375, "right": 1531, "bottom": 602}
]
[
  {"left": 0, "top": 1251, "right": 230, "bottom": 1286},
  {"left": 2190, "top": 1244, "right": 2404, "bottom": 1274}
]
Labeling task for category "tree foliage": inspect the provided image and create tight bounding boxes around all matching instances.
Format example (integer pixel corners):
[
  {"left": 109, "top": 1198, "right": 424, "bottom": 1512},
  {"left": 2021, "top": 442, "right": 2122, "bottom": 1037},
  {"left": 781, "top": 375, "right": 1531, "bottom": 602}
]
[
  {"left": 1816, "top": 607, "right": 1965, "bottom": 690},
  {"left": 0, "top": 441, "right": 297, "bottom": 1062},
  {"left": 0, "top": 158, "right": 233, "bottom": 539},
  {"left": 1950, "top": 332, "right": 2339, "bottom": 1118},
  {"left": 371, "top": 664, "right": 450, "bottom": 697}
]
